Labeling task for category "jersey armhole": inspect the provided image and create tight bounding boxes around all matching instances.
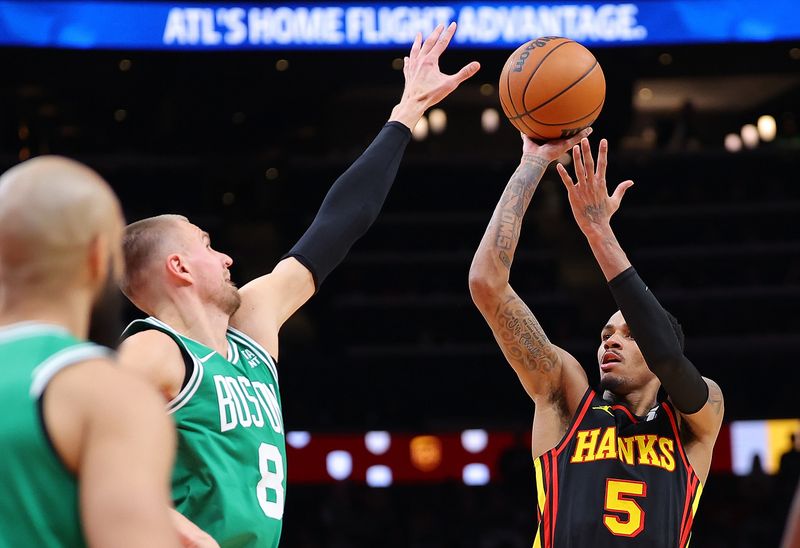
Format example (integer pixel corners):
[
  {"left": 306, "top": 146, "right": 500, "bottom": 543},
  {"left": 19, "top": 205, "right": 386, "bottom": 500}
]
[
  {"left": 121, "top": 319, "right": 195, "bottom": 391},
  {"left": 33, "top": 344, "right": 113, "bottom": 477},
  {"left": 37, "top": 392, "right": 74, "bottom": 476},
  {"left": 661, "top": 401, "right": 697, "bottom": 480},
  {"left": 552, "top": 387, "right": 596, "bottom": 457}
]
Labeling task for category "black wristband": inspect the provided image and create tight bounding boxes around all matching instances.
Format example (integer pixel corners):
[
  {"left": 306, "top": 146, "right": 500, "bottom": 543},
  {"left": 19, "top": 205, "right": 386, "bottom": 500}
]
[
  {"left": 285, "top": 121, "right": 411, "bottom": 290},
  {"left": 608, "top": 267, "right": 708, "bottom": 414}
]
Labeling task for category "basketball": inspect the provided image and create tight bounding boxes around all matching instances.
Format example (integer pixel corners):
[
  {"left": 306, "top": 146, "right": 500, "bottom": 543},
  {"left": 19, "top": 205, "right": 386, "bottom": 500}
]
[{"left": 498, "top": 37, "right": 605, "bottom": 141}]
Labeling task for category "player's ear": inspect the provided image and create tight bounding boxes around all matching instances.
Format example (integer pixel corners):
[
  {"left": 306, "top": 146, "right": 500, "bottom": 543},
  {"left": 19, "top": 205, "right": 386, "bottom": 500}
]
[
  {"left": 166, "top": 253, "right": 192, "bottom": 285},
  {"left": 86, "top": 233, "right": 110, "bottom": 288}
]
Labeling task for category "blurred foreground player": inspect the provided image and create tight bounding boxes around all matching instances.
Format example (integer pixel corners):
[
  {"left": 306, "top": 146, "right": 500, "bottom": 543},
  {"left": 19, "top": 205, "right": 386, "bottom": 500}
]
[
  {"left": 782, "top": 482, "right": 800, "bottom": 548},
  {"left": 0, "top": 157, "right": 179, "bottom": 548},
  {"left": 469, "top": 135, "right": 724, "bottom": 547},
  {"left": 117, "top": 23, "right": 479, "bottom": 548}
]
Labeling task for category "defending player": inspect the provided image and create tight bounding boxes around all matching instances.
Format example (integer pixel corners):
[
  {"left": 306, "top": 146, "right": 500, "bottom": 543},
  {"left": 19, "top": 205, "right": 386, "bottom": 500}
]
[
  {"left": 117, "top": 22, "right": 479, "bottom": 547},
  {"left": 0, "top": 157, "right": 180, "bottom": 548},
  {"left": 469, "top": 134, "right": 724, "bottom": 547}
]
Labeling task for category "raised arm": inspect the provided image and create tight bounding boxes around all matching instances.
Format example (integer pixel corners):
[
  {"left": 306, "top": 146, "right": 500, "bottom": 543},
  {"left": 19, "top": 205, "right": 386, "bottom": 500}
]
[
  {"left": 232, "top": 22, "right": 480, "bottom": 358},
  {"left": 556, "top": 138, "right": 724, "bottom": 481},
  {"left": 468, "top": 131, "right": 590, "bottom": 416}
]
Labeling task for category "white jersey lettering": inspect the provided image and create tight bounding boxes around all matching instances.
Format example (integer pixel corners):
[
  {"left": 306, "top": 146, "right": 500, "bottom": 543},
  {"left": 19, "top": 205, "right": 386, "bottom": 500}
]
[{"left": 214, "top": 375, "right": 238, "bottom": 432}]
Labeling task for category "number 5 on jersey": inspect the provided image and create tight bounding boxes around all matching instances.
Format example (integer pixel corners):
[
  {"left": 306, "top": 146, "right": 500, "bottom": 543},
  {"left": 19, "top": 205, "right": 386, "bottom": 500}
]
[
  {"left": 604, "top": 478, "right": 646, "bottom": 537},
  {"left": 257, "top": 443, "right": 285, "bottom": 519}
]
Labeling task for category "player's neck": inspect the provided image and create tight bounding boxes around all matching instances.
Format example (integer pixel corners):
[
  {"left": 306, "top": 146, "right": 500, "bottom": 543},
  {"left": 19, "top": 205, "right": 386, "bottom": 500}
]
[
  {"left": 152, "top": 298, "right": 231, "bottom": 356},
  {"left": 0, "top": 288, "right": 91, "bottom": 339}
]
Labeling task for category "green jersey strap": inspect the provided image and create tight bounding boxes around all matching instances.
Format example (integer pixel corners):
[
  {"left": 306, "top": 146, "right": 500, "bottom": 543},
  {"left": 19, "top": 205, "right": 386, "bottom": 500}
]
[
  {"left": 226, "top": 325, "right": 279, "bottom": 385},
  {"left": 30, "top": 343, "right": 112, "bottom": 398},
  {"left": 120, "top": 317, "right": 204, "bottom": 414},
  {"left": 120, "top": 318, "right": 280, "bottom": 415}
]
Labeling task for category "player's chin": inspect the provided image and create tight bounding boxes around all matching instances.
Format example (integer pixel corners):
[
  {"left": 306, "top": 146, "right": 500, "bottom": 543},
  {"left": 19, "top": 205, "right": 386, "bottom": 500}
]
[{"left": 600, "top": 373, "right": 627, "bottom": 393}]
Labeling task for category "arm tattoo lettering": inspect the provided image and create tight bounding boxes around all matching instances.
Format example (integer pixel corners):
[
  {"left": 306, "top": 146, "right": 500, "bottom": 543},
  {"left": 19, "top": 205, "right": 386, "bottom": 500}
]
[
  {"left": 494, "top": 295, "right": 559, "bottom": 373},
  {"left": 492, "top": 155, "right": 549, "bottom": 268}
]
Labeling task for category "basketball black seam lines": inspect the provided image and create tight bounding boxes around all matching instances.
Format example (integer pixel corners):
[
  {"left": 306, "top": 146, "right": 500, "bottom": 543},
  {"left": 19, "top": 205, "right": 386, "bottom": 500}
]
[
  {"left": 512, "top": 61, "right": 600, "bottom": 121},
  {"left": 508, "top": 39, "right": 573, "bottom": 118},
  {"left": 528, "top": 97, "right": 604, "bottom": 126},
  {"left": 502, "top": 71, "right": 547, "bottom": 139},
  {"left": 501, "top": 69, "right": 518, "bottom": 121},
  {"left": 505, "top": 55, "right": 520, "bottom": 118},
  {"left": 515, "top": 116, "right": 548, "bottom": 140},
  {"left": 518, "top": 40, "right": 574, "bottom": 114}
]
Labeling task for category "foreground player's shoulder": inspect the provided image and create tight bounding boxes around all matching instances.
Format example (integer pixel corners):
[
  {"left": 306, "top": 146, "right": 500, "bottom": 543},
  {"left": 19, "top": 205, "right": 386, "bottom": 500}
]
[
  {"left": 49, "top": 357, "right": 167, "bottom": 414},
  {"left": 44, "top": 357, "right": 173, "bottom": 472}
]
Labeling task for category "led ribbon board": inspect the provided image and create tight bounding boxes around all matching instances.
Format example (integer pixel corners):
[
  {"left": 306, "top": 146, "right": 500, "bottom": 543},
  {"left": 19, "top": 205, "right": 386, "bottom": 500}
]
[{"left": 1, "top": 1, "right": 799, "bottom": 50}]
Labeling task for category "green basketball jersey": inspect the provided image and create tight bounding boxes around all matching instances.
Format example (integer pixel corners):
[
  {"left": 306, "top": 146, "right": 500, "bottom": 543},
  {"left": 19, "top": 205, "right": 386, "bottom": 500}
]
[
  {"left": 0, "top": 322, "right": 111, "bottom": 548},
  {"left": 121, "top": 317, "right": 286, "bottom": 548}
]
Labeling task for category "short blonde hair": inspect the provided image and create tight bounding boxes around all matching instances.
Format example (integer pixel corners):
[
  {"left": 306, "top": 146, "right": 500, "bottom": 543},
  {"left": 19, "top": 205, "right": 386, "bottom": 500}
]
[{"left": 120, "top": 214, "right": 187, "bottom": 298}]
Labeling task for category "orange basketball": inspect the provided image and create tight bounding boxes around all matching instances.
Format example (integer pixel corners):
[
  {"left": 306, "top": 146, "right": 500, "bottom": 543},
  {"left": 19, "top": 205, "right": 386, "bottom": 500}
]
[{"left": 498, "top": 37, "right": 605, "bottom": 141}]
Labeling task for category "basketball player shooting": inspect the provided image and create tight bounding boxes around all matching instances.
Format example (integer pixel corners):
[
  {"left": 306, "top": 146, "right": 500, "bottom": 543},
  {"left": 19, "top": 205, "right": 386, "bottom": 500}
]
[
  {"left": 469, "top": 134, "right": 724, "bottom": 547},
  {"left": 116, "top": 23, "right": 479, "bottom": 548},
  {"left": 0, "top": 158, "right": 180, "bottom": 548}
]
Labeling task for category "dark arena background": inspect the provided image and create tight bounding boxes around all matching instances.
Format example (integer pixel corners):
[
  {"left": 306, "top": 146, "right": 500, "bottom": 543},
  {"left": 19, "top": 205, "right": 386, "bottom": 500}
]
[{"left": 2, "top": 1, "right": 800, "bottom": 546}]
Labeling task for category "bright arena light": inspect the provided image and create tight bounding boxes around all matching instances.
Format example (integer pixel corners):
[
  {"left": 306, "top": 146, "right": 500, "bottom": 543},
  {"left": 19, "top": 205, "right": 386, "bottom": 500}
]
[
  {"left": 326, "top": 451, "right": 352, "bottom": 480},
  {"left": 365, "top": 431, "right": 391, "bottom": 455},
  {"left": 286, "top": 431, "right": 311, "bottom": 449},
  {"left": 461, "top": 429, "right": 488, "bottom": 453},
  {"left": 740, "top": 124, "right": 759, "bottom": 149},
  {"left": 463, "top": 463, "right": 490, "bottom": 486},
  {"left": 481, "top": 108, "right": 500, "bottom": 133},
  {"left": 428, "top": 108, "right": 447, "bottom": 134},
  {"left": 412, "top": 116, "right": 429, "bottom": 141},
  {"left": 724, "top": 133, "right": 742, "bottom": 153},
  {"left": 366, "top": 465, "right": 393, "bottom": 487},
  {"left": 757, "top": 115, "right": 777, "bottom": 142}
]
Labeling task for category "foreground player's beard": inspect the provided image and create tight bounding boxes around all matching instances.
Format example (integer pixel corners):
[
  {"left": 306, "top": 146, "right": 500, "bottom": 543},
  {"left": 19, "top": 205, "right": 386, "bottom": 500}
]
[
  {"left": 216, "top": 283, "right": 242, "bottom": 317},
  {"left": 88, "top": 266, "right": 124, "bottom": 349}
]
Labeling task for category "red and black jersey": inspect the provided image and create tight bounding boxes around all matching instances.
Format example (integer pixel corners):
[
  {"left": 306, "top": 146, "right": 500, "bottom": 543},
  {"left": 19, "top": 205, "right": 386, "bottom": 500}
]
[{"left": 533, "top": 388, "right": 703, "bottom": 548}]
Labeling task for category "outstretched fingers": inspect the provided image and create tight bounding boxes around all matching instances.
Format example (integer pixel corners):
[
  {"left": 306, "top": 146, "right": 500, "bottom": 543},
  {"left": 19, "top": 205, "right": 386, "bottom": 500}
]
[
  {"left": 596, "top": 138, "right": 609, "bottom": 180},
  {"left": 562, "top": 128, "right": 593, "bottom": 152},
  {"left": 451, "top": 61, "right": 481, "bottom": 84},
  {"left": 420, "top": 23, "right": 445, "bottom": 56},
  {"left": 429, "top": 21, "right": 457, "bottom": 58},
  {"left": 409, "top": 32, "right": 422, "bottom": 60},
  {"left": 580, "top": 138, "right": 595, "bottom": 181},
  {"left": 611, "top": 179, "right": 635, "bottom": 204},
  {"left": 556, "top": 163, "right": 575, "bottom": 190},
  {"left": 572, "top": 145, "right": 587, "bottom": 184}
]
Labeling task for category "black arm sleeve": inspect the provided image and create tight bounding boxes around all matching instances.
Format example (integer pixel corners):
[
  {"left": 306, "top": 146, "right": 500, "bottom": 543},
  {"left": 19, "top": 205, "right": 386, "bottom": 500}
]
[
  {"left": 285, "top": 121, "right": 411, "bottom": 290},
  {"left": 608, "top": 267, "right": 708, "bottom": 414}
]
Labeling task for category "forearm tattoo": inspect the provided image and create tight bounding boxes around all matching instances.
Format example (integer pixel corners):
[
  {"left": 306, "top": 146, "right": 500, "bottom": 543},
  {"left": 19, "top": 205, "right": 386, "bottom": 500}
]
[
  {"left": 492, "top": 154, "right": 549, "bottom": 269},
  {"left": 494, "top": 294, "right": 559, "bottom": 373}
]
